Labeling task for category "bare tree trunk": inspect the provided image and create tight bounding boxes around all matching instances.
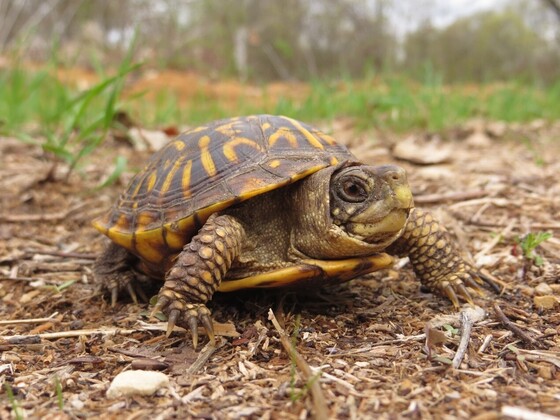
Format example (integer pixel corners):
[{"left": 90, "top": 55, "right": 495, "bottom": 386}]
[{"left": 542, "top": 0, "right": 560, "bottom": 23}]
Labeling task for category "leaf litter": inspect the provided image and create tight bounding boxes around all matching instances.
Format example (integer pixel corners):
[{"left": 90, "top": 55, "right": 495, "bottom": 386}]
[{"left": 0, "top": 119, "right": 559, "bottom": 419}]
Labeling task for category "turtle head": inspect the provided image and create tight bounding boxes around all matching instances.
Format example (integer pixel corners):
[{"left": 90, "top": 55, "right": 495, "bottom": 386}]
[
  {"left": 292, "top": 162, "right": 413, "bottom": 259},
  {"left": 330, "top": 164, "right": 413, "bottom": 246}
]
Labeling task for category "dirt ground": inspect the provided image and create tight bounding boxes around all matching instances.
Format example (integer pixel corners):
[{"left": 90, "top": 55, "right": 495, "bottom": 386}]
[{"left": 1, "top": 115, "right": 559, "bottom": 419}]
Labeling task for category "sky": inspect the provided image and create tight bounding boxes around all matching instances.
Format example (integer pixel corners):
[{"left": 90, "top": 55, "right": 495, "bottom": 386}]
[{"left": 386, "top": 0, "right": 508, "bottom": 38}]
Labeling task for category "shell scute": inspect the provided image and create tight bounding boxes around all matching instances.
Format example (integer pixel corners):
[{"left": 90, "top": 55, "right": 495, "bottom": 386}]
[{"left": 93, "top": 115, "right": 354, "bottom": 262}]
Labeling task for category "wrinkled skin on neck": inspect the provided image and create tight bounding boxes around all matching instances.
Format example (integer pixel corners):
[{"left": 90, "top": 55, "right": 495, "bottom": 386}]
[{"left": 290, "top": 162, "right": 413, "bottom": 260}]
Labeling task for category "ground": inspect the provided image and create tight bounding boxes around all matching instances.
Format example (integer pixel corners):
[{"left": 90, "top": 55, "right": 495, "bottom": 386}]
[{"left": 1, "top": 114, "right": 559, "bottom": 419}]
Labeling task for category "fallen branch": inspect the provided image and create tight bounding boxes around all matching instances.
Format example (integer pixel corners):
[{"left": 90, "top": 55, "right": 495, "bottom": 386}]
[
  {"left": 452, "top": 310, "right": 477, "bottom": 369},
  {"left": 414, "top": 190, "right": 489, "bottom": 205},
  {"left": 0, "top": 312, "right": 61, "bottom": 326},
  {"left": 268, "top": 309, "right": 329, "bottom": 420},
  {"left": 502, "top": 405, "right": 560, "bottom": 420},
  {"left": 25, "top": 249, "right": 97, "bottom": 260},
  {"left": 186, "top": 338, "right": 226, "bottom": 375},
  {"left": 493, "top": 304, "right": 537, "bottom": 346},
  {"left": 0, "top": 202, "right": 89, "bottom": 223},
  {"left": 2, "top": 327, "right": 138, "bottom": 342}
]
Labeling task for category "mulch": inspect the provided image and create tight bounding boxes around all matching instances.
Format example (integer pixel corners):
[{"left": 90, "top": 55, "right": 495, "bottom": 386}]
[{"left": 1, "top": 119, "right": 559, "bottom": 419}]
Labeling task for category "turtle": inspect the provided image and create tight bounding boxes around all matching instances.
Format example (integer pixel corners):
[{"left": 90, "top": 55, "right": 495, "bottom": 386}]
[{"left": 93, "top": 114, "right": 494, "bottom": 348}]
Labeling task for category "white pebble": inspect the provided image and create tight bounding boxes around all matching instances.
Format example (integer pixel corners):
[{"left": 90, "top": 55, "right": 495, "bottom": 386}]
[
  {"left": 534, "top": 282, "right": 553, "bottom": 296},
  {"left": 106, "top": 370, "right": 169, "bottom": 398}
]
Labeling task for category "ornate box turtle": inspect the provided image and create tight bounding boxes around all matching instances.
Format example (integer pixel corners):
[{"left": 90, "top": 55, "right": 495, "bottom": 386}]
[{"left": 93, "top": 114, "right": 493, "bottom": 347}]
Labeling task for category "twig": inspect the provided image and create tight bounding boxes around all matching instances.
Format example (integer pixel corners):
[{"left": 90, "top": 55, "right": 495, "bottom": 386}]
[
  {"left": 493, "top": 304, "right": 537, "bottom": 346},
  {"left": 186, "top": 338, "right": 225, "bottom": 375},
  {"left": 452, "top": 310, "right": 476, "bottom": 369},
  {"left": 2, "top": 327, "right": 138, "bottom": 342},
  {"left": 502, "top": 405, "right": 560, "bottom": 420},
  {"left": 0, "top": 312, "right": 60, "bottom": 326},
  {"left": 268, "top": 309, "right": 329, "bottom": 420},
  {"left": 107, "top": 347, "right": 153, "bottom": 358},
  {"left": 477, "top": 334, "right": 493, "bottom": 354},
  {"left": 25, "top": 249, "right": 97, "bottom": 260},
  {"left": 474, "top": 219, "right": 516, "bottom": 259},
  {"left": 466, "top": 220, "right": 560, "bottom": 230},
  {"left": 0, "top": 276, "right": 42, "bottom": 282},
  {"left": 414, "top": 190, "right": 489, "bottom": 204},
  {"left": 0, "top": 202, "right": 89, "bottom": 223}
]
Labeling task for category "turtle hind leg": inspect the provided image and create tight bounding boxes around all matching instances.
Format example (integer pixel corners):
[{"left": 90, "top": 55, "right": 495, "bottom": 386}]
[
  {"left": 93, "top": 242, "right": 148, "bottom": 306},
  {"left": 153, "top": 213, "right": 245, "bottom": 348}
]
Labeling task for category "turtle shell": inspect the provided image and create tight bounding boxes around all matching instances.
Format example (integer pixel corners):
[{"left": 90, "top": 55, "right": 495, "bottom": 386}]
[{"left": 93, "top": 115, "right": 355, "bottom": 264}]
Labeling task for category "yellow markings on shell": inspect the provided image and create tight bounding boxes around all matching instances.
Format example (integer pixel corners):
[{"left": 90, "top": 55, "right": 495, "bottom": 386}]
[
  {"left": 215, "top": 121, "right": 238, "bottom": 137},
  {"left": 190, "top": 126, "right": 207, "bottom": 134},
  {"left": 160, "top": 157, "right": 183, "bottom": 195},
  {"left": 268, "top": 129, "right": 299, "bottom": 148},
  {"left": 223, "top": 137, "right": 262, "bottom": 162},
  {"left": 134, "top": 230, "right": 165, "bottom": 263},
  {"left": 283, "top": 117, "right": 325, "bottom": 150},
  {"left": 262, "top": 122, "right": 271, "bottom": 130},
  {"left": 173, "top": 140, "right": 186, "bottom": 151},
  {"left": 319, "top": 132, "right": 337, "bottom": 145},
  {"left": 330, "top": 156, "right": 339, "bottom": 165},
  {"left": 199, "top": 135, "right": 217, "bottom": 177},
  {"left": 268, "top": 159, "right": 281, "bottom": 168},
  {"left": 146, "top": 172, "right": 157, "bottom": 192},
  {"left": 136, "top": 211, "right": 158, "bottom": 231},
  {"left": 106, "top": 228, "right": 134, "bottom": 252},
  {"left": 91, "top": 216, "right": 108, "bottom": 234},
  {"left": 289, "top": 164, "right": 326, "bottom": 181},
  {"left": 181, "top": 159, "right": 193, "bottom": 198}
]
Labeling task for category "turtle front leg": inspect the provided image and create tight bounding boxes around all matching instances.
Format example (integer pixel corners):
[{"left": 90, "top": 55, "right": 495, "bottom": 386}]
[
  {"left": 153, "top": 213, "right": 245, "bottom": 348},
  {"left": 388, "top": 208, "right": 496, "bottom": 307}
]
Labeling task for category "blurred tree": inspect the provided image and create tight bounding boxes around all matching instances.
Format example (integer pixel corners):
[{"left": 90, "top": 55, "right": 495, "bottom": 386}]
[
  {"left": 0, "top": 0, "right": 558, "bottom": 84},
  {"left": 403, "top": 9, "right": 558, "bottom": 84},
  {"left": 541, "top": 0, "right": 560, "bottom": 22}
]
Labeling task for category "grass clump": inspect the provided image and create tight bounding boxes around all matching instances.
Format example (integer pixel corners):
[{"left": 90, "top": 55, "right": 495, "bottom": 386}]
[
  {"left": 518, "top": 231, "right": 552, "bottom": 267},
  {"left": 0, "top": 58, "right": 139, "bottom": 180}
]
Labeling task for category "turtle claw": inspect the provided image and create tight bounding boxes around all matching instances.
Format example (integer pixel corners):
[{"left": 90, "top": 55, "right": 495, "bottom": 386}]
[
  {"left": 151, "top": 294, "right": 214, "bottom": 348},
  {"left": 150, "top": 295, "right": 170, "bottom": 318},
  {"left": 188, "top": 317, "right": 199, "bottom": 349},
  {"left": 456, "top": 283, "right": 474, "bottom": 304},
  {"left": 472, "top": 269, "right": 502, "bottom": 293},
  {"left": 101, "top": 269, "right": 141, "bottom": 307},
  {"left": 184, "top": 303, "right": 215, "bottom": 348},
  {"left": 166, "top": 309, "right": 180, "bottom": 337},
  {"left": 200, "top": 313, "right": 215, "bottom": 346},
  {"left": 126, "top": 282, "right": 139, "bottom": 304},
  {"left": 443, "top": 285, "right": 460, "bottom": 308},
  {"left": 464, "top": 275, "right": 483, "bottom": 291},
  {"left": 111, "top": 287, "right": 118, "bottom": 307}
]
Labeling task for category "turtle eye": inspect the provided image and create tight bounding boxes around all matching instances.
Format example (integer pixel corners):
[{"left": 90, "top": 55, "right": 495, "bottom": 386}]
[{"left": 338, "top": 177, "right": 369, "bottom": 203}]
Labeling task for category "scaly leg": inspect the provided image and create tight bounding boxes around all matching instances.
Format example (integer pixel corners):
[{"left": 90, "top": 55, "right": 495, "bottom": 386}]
[
  {"left": 388, "top": 208, "right": 497, "bottom": 306},
  {"left": 93, "top": 242, "right": 148, "bottom": 306},
  {"left": 152, "top": 213, "right": 245, "bottom": 348}
]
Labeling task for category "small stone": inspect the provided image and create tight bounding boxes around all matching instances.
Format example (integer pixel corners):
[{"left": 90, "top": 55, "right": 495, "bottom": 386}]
[
  {"left": 486, "top": 121, "right": 507, "bottom": 138},
  {"left": 465, "top": 131, "right": 491, "bottom": 147},
  {"left": 533, "top": 295, "right": 559, "bottom": 310},
  {"left": 69, "top": 396, "right": 85, "bottom": 410},
  {"left": 106, "top": 370, "right": 169, "bottom": 398},
  {"left": 128, "top": 127, "right": 170, "bottom": 151},
  {"left": 392, "top": 135, "right": 452, "bottom": 164},
  {"left": 534, "top": 282, "right": 553, "bottom": 296},
  {"left": 398, "top": 378, "right": 414, "bottom": 396}
]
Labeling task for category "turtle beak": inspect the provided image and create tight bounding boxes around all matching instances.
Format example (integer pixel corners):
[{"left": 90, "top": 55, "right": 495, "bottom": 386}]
[{"left": 373, "top": 165, "right": 414, "bottom": 210}]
